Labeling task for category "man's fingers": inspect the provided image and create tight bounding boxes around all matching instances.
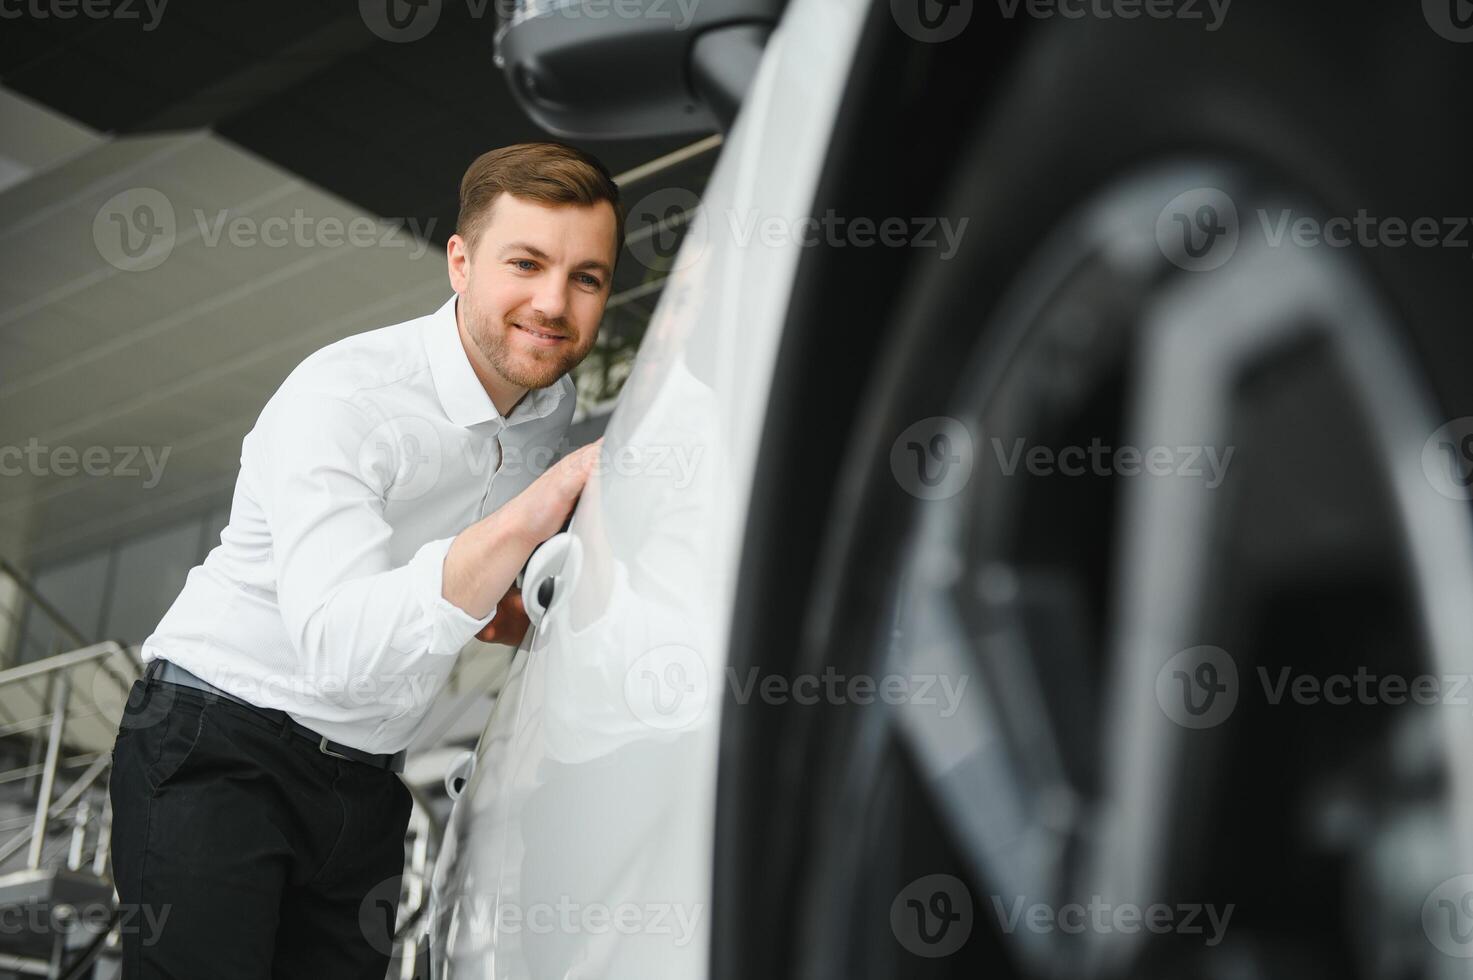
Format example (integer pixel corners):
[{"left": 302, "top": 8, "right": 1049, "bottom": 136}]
[
  {"left": 551, "top": 439, "right": 603, "bottom": 495},
  {"left": 565, "top": 439, "right": 602, "bottom": 478}
]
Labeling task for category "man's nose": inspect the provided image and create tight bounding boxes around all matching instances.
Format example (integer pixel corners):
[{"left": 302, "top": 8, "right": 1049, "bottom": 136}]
[{"left": 529, "top": 275, "right": 569, "bottom": 322}]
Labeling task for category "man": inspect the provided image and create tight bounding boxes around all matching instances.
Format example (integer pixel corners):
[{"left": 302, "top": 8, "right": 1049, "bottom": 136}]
[{"left": 107, "top": 142, "right": 623, "bottom": 977}]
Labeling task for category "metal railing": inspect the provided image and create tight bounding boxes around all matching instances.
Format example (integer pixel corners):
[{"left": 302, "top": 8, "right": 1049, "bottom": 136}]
[
  {"left": 0, "top": 557, "right": 93, "bottom": 672},
  {"left": 0, "top": 642, "right": 135, "bottom": 873}
]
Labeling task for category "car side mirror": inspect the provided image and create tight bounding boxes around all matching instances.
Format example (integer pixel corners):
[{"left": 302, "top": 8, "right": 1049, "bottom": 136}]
[{"left": 495, "top": 0, "right": 783, "bottom": 136}]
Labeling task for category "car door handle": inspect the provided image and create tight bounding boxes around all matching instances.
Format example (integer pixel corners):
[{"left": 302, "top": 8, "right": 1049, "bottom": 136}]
[
  {"left": 445, "top": 750, "right": 476, "bottom": 800},
  {"left": 523, "top": 531, "right": 582, "bottom": 629}
]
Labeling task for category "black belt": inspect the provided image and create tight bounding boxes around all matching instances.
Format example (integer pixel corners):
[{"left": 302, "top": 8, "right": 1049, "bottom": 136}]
[{"left": 144, "top": 659, "right": 407, "bottom": 774}]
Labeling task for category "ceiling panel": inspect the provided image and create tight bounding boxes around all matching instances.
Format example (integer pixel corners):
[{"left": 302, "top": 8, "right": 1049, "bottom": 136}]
[
  {"left": 0, "top": 0, "right": 711, "bottom": 565},
  {"left": 0, "top": 130, "right": 450, "bottom": 561}
]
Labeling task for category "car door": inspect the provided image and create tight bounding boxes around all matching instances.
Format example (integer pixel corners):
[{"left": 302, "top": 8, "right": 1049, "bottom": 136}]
[{"left": 428, "top": 0, "right": 870, "bottom": 973}]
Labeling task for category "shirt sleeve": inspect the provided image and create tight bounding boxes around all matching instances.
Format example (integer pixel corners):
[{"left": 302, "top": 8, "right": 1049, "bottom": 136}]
[{"left": 249, "top": 385, "right": 494, "bottom": 687}]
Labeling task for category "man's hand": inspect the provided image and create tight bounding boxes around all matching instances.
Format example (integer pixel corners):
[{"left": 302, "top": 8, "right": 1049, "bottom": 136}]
[
  {"left": 499, "top": 440, "right": 603, "bottom": 547},
  {"left": 475, "top": 586, "right": 530, "bottom": 646},
  {"left": 442, "top": 439, "right": 603, "bottom": 624}
]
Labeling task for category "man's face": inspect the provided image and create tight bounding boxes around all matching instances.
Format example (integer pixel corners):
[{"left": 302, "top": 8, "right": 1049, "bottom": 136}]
[{"left": 448, "top": 193, "right": 618, "bottom": 392}]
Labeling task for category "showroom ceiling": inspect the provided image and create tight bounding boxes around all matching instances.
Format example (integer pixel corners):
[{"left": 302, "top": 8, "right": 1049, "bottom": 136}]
[
  {"left": 0, "top": 1, "right": 707, "bottom": 566},
  {"left": 0, "top": 0, "right": 690, "bottom": 238}
]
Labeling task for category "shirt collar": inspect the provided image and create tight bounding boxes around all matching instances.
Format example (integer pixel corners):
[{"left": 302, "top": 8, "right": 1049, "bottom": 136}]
[{"left": 423, "top": 294, "right": 568, "bottom": 429}]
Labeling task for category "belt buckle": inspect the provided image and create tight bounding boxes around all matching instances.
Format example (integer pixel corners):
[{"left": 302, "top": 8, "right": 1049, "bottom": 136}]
[{"left": 318, "top": 736, "right": 357, "bottom": 763}]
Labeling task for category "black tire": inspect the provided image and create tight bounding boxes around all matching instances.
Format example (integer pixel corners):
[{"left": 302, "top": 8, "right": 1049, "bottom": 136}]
[{"left": 718, "top": 5, "right": 1473, "bottom": 980}]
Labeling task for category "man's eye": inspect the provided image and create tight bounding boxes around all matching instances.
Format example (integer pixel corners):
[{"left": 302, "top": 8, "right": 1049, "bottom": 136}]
[
  {"left": 576, "top": 274, "right": 601, "bottom": 288},
  {"left": 512, "top": 259, "right": 537, "bottom": 272}
]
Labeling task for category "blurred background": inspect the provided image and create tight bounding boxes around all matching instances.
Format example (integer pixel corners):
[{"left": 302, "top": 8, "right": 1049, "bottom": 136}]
[
  {"left": 0, "top": 2, "right": 717, "bottom": 664},
  {"left": 5, "top": 1, "right": 1473, "bottom": 978},
  {"left": 0, "top": 4, "right": 714, "bottom": 974}
]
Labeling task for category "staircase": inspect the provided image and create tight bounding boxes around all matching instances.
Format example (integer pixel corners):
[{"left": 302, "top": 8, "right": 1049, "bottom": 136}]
[
  {"left": 0, "top": 641, "right": 135, "bottom": 979},
  {"left": 0, "top": 556, "right": 512, "bottom": 979}
]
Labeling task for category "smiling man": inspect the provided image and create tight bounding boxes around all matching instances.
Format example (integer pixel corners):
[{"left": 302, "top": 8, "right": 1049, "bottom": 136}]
[{"left": 107, "top": 142, "right": 622, "bottom": 978}]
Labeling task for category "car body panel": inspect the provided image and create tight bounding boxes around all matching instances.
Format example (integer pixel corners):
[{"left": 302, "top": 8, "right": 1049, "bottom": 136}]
[{"left": 427, "top": 0, "right": 868, "bottom": 975}]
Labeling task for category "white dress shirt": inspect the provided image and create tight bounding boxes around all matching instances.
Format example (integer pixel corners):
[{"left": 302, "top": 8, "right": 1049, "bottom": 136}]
[{"left": 142, "top": 294, "right": 576, "bottom": 755}]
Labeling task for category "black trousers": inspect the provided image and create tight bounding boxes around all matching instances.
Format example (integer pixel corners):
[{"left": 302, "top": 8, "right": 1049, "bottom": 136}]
[{"left": 107, "top": 669, "right": 412, "bottom": 979}]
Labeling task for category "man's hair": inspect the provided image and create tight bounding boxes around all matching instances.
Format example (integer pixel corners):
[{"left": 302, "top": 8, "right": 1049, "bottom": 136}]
[{"left": 457, "top": 142, "right": 624, "bottom": 261}]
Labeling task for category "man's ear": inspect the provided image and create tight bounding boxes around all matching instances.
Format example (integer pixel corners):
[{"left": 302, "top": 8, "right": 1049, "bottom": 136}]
[{"left": 447, "top": 233, "right": 471, "bottom": 292}]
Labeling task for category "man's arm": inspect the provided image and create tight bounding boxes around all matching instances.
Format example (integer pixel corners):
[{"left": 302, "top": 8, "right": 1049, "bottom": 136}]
[
  {"left": 442, "top": 440, "right": 602, "bottom": 632},
  {"left": 253, "top": 383, "right": 599, "bottom": 685}
]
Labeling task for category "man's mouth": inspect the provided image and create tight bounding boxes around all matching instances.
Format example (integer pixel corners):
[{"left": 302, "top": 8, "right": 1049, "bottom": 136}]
[{"left": 513, "top": 322, "right": 567, "bottom": 347}]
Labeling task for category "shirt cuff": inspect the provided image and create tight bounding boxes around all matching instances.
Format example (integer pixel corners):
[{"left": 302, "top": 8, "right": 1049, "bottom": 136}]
[{"left": 409, "top": 536, "right": 496, "bottom": 657}]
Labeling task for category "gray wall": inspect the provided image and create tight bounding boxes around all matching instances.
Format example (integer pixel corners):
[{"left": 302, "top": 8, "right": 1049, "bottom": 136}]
[{"left": 14, "top": 503, "right": 230, "bottom": 664}]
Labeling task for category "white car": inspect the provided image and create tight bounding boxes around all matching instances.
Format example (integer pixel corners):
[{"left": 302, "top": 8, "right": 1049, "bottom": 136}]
[
  {"left": 427, "top": 0, "right": 862, "bottom": 974},
  {"left": 430, "top": 2, "right": 1473, "bottom": 978}
]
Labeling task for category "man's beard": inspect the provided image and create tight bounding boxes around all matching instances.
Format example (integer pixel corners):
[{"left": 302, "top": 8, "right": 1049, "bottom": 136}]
[{"left": 466, "top": 299, "right": 591, "bottom": 391}]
